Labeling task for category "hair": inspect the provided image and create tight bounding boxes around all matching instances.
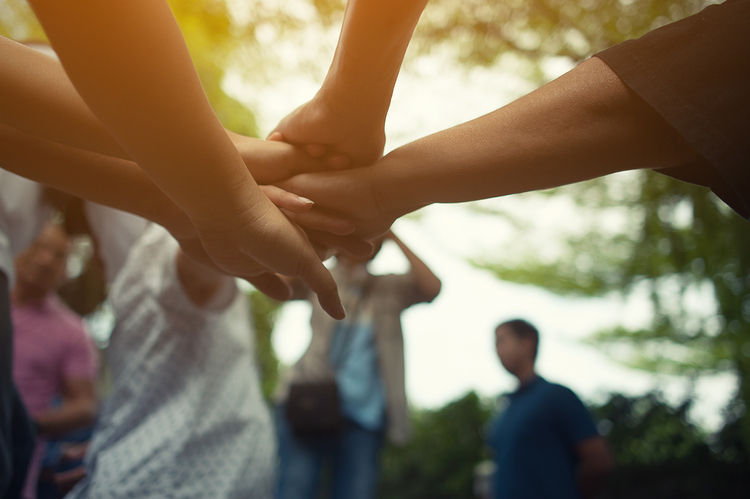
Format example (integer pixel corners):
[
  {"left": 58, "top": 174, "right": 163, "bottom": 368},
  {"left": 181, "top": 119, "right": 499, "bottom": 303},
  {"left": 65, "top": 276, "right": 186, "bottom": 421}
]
[{"left": 497, "top": 319, "right": 539, "bottom": 360}]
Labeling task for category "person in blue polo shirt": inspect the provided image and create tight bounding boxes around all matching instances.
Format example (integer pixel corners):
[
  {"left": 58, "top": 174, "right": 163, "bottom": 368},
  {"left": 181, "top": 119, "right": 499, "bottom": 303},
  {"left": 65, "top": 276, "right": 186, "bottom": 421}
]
[{"left": 487, "top": 320, "right": 614, "bottom": 499}]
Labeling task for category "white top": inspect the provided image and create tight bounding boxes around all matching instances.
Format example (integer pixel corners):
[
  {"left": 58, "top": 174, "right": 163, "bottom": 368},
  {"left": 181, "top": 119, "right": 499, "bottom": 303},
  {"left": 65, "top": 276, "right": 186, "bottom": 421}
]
[{"left": 67, "top": 225, "right": 276, "bottom": 499}]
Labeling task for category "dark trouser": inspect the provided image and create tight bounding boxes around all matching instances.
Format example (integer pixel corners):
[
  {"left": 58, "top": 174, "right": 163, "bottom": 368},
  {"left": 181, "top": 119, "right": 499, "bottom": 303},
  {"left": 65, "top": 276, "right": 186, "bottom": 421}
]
[
  {"left": 275, "top": 405, "right": 384, "bottom": 499},
  {"left": 0, "top": 272, "right": 35, "bottom": 499}
]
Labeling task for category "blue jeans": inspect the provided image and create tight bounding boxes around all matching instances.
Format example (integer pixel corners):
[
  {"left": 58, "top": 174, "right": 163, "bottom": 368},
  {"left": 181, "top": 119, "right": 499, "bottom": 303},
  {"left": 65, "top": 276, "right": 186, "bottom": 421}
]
[{"left": 275, "top": 405, "right": 384, "bottom": 499}]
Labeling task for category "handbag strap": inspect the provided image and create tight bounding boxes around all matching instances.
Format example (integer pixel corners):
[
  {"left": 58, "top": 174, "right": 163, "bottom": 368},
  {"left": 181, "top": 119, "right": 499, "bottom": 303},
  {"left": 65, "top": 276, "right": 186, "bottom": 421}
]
[{"left": 330, "top": 273, "right": 375, "bottom": 368}]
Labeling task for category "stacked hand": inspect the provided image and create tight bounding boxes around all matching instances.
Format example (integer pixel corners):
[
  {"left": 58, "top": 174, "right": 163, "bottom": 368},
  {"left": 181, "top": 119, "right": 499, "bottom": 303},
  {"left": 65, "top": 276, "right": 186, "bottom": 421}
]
[
  {"left": 276, "top": 165, "right": 396, "bottom": 242},
  {"left": 265, "top": 93, "right": 397, "bottom": 240},
  {"left": 162, "top": 134, "right": 373, "bottom": 313},
  {"left": 268, "top": 92, "right": 387, "bottom": 169}
]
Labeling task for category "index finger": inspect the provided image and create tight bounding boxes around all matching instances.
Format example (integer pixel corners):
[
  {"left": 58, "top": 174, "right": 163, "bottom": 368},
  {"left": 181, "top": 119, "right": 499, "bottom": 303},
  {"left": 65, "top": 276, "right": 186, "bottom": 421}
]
[{"left": 298, "top": 255, "right": 345, "bottom": 320}]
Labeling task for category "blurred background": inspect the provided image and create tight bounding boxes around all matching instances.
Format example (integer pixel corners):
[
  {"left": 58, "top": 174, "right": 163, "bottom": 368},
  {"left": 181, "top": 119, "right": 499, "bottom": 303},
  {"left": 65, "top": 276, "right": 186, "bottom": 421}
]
[{"left": 3, "top": 0, "right": 748, "bottom": 496}]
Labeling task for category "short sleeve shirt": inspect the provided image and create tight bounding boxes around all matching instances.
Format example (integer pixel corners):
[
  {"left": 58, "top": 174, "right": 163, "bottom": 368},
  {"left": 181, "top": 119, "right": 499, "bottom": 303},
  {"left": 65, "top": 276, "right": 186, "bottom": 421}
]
[
  {"left": 487, "top": 377, "right": 598, "bottom": 499},
  {"left": 12, "top": 295, "right": 98, "bottom": 416},
  {"left": 595, "top": 0, "right": 750, "bottom": 219}
]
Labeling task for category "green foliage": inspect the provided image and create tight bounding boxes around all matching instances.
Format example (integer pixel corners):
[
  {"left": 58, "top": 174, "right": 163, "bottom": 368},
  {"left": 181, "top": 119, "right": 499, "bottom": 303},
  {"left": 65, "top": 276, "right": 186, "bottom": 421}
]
[
  {"left": 378, "top": 392, "right": 493, "bottom": 499},
  {"left": 594, "top": 393, "right": 750, "bottom": 499},
  {"left": 0, "top": 0, "right": 44, "bottom": 39},
  {"left": 247, "top": 291, "right": 283, "bottom": 400},
  {"left": 377, "top": 390, "right": 748, "bottom": 498},
  {"left": 417, "top": 0, "right": 710, "bottom": 67},
  {"left": 592, "top": 392, "right": 710, "bottom": 466}
]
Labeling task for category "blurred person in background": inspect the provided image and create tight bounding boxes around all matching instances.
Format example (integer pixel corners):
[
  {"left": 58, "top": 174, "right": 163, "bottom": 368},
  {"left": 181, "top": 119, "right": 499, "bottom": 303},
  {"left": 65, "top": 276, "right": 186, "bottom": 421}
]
[
  {"left": 274, "top": 231, "right": 441, "bottom": 499},
  {"left": 11, "top": 222, "right": 98, "bottom": 499},
  {"left": 487, "top": 320, "right": 614, "bottom": 499},
  {"left": 67, "top": 224, "right": 275, "bottom": 498}
]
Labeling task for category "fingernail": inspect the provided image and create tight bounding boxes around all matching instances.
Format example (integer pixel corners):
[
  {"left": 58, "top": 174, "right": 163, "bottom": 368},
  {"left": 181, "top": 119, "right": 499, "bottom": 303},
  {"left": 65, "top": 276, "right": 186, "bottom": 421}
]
[
  {"left": 298, "top": 196, "right": 314, "bottom": 205},
  {"left": 337, "top": 302, "right": 346, "bottom": 319}
]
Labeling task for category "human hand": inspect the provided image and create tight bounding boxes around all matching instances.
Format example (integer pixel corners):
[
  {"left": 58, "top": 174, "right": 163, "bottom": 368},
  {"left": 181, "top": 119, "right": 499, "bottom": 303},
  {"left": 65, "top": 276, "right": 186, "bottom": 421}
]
[
  {"left": 276, "top": 166, "right": 397, "bottom": 241},
  {"left": 268, "top": 94, "right": 386, "bottom": 169},
  {"left": 160, "top": 184, "right": 366, "bottom": 305},
  {"left": 228, "top": 131, "right": 332, "bottom": 183},
  {"left": 187, "top": 177, "right": 351, "bottom": 318}
]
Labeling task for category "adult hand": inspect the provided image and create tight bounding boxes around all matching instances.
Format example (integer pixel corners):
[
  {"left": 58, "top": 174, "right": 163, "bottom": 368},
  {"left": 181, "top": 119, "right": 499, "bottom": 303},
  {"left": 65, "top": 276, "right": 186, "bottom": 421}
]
[
  {"left": 161, "top": 184, "right": 360, "bottom": 305},
  {"left": 268, "top": 94, "right": 386, "bottom": 169},
  {"left": 230, "top": 132, "right": 375, "bottom": 258},
  {"left": 189, "top": 187, "right": 345, "bottom": 319},
  {"left": 228, "top": 131, "right": 335, "bottom": 183},
  {"left": 277, "top": 166, "right": 397, "bottom": 241}
]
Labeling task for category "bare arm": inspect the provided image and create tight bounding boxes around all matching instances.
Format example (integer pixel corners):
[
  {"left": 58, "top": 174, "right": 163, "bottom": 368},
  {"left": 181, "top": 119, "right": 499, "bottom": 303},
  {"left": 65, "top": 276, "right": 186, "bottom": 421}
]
[
  {"left": 270, "top": 0, "right": 429, "bottom": 167},
  {"left": 374, "top": 57, "right": 697, "bottom": 214},
  {"left": 0, "top": 36, "right": 129, "bottom": 159},
  {"left": 34, "top": 378, "right": 97, "bottom": 437},
  {"left": 278, "top": 57, "right": 699, "bottom": 238},
  {"left": 0, "top": 121, "right": 188, "bottom": 236},
  {"left": 0, "top": 36, "right": 339, "bottom": 185},
  {"left": 0, "top": 123, "right": 358, "bottom": 300},
  {"left": 26, "top": 0, "right": 344, "bottom": 318},
  {"left": 576, "top": 435, "right": 615, "bottom": 499},
  {"left": 388, "top": 231, "right": 441, "bottom": 302}
]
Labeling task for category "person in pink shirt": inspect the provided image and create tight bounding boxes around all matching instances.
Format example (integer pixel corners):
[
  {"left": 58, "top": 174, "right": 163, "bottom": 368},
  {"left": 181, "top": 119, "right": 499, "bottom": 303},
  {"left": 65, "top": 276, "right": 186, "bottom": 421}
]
[{"left": 11, "top": 222, "right": 98, "bottom": 499}]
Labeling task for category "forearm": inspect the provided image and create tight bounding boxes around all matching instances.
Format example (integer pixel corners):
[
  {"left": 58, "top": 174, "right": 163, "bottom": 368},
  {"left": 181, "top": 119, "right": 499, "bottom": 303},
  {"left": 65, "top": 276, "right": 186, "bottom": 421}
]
[
  {"left": 0, "top": 122, "right": 192, "bottom": 238},
  {"left": 27, "top": 0, "right": 262, "bottom": 221},
  {"left": 35, "top": 402, "right": 97, "bottom": 437},
  {"left": 372, "top": 57, "right": 699, "bottom": 218},
  {"left": 319, "top": 0, "right": 429, "bottom": 121},
  {"left": 390, "top": 233, "right": 441, "bottom": 301},
  {"left": 0, "top": 36, "right": 128, "bottom": 159}
]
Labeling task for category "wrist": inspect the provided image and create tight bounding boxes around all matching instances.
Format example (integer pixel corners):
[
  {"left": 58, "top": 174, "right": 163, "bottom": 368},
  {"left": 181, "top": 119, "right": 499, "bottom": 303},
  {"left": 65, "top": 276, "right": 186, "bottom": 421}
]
[
  {"left": 368, "top": 152, "right": 426, "bottom": 225},
  {"left": 185, "top": 172, "right": 264, "bottom": 228},
  {"left": 317, "top": 72, "right": 392, "bottom": 128}
]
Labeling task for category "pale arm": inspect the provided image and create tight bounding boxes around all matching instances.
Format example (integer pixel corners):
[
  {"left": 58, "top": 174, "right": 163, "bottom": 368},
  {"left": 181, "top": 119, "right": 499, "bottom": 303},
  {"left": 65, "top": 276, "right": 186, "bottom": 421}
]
[
  {"left": 0, "top": 35, "right": 337, "bottom": 185},
  {"left": 575, "top": 435, "right": 615, "bottom": 499},
  {"left": 34, "top": 378, "right": 97, "bottom": 437},
  {"left": 0, "top": 123, "right": 354, "bottom": 300},
  {"left": 24, "top": 0, "right": 344, "bottom": 317},
  {"left": 278, "top": 57, "right": 699, "bottom": 238},
  {"left": 270, "top": 0, "right": 429, "bottom": 167}
]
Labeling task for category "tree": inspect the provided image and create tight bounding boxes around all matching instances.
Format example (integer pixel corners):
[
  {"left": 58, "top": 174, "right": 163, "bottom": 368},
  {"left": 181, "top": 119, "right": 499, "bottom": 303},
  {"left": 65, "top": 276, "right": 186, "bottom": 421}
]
[
  {"left": 378, "top": 392, "right": 493, "bottom": 499},
  {"left": 477, "top": 171, "right": 750, "bottom": 450},
  {"left": 593, "top": 391, "right": 750, "bottom": 499},
  {"left": 247, "top": 291, "right": 283, "bottom": 399}
]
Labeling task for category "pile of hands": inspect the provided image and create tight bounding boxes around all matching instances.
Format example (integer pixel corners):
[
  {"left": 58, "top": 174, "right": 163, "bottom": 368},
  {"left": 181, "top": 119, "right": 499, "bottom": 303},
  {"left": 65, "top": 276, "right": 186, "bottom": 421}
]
[{"left": 173, "top": 92, "right": 399, "bottom": 318}]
